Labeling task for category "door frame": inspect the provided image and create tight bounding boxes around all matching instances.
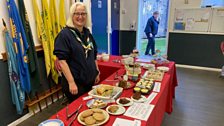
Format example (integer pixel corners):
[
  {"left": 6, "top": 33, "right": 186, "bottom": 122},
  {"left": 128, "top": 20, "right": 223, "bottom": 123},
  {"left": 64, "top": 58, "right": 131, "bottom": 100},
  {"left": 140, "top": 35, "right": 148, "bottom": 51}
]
[
  {"left": 136, "top": 0, "right": 170, "bottom": 55},
  {"left": 107, "top": 0, "right": 111, "bottom": 54}
]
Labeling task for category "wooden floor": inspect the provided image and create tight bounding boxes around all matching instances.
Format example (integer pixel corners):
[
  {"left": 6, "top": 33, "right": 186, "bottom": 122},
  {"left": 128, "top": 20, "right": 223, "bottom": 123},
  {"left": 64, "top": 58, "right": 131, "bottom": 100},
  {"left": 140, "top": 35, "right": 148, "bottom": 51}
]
[
  {"left": 162, "top": 68, "right": 224, "bottom": 126},
  {"left": 17, "top": 67, "right": 224, "bottom": 126}
]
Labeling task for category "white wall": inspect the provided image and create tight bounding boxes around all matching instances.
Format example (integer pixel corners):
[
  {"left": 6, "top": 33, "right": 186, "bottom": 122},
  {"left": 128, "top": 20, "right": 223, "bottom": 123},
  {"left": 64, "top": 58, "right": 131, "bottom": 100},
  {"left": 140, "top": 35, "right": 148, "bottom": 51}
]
[
  {"left": 168, "top": 0, "right": 202, "bottom": 31},
  {"left": 120, "top": 0, "right": 138, "bottom": 31},
  {"left": 0, "top": 0, "right": 71, "bottom": 59}
]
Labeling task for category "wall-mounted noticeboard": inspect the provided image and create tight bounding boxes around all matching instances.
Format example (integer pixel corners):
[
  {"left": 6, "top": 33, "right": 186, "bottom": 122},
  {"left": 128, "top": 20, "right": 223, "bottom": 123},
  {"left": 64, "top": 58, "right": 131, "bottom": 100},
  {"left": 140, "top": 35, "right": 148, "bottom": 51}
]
[{"left": 173, "top": 8, "right": 224, "bottom": 33}]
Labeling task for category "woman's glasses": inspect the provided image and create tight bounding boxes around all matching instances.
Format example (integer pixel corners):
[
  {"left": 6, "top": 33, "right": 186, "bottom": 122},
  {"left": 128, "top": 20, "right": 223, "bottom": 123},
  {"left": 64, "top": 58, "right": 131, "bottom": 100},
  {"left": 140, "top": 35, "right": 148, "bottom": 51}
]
[{"left": 74, "top": 12, "right": 87, "bottom": 17}]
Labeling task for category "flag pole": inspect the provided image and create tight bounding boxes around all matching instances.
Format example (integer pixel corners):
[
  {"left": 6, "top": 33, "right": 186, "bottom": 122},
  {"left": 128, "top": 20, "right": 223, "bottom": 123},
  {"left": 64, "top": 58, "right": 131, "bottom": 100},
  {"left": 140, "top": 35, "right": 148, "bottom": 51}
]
[{"left": 2, "top": 18, "right": 6, "bottom": 28}]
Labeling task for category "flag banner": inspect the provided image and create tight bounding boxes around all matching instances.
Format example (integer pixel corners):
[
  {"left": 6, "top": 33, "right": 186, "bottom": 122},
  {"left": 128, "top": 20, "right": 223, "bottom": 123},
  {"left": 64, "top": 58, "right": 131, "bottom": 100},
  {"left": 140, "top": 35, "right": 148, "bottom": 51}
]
[
  {"left": 42, "top": 0, "right": 59, "bottom": 84},
  {"left": 59, "top": 0, "right": 66, "bottom": 29},
  {"left": 6, "top": 0, "right": 31, "bottom": 93},
  {"left": 49, "top": 0, "right": 60, "bottom": 37},
  {"left": 18, "top": 0, "right": 41, "bottom": 94},
  {"left": 3, "top": 21, "right": 25, "bottom": 114},
  {"left": 32, "top": 0, "right": 51, "bottom": 76}
]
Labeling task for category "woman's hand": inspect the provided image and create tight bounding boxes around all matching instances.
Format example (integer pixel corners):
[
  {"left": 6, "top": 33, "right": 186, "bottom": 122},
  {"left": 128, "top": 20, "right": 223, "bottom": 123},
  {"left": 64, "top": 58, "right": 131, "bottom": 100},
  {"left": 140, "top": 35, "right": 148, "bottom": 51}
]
[
  {"left": 69, "top": 82, "right": 78, "bottom": 95},
  {"left": 55, "top": 57, "right": 62, "bottom": 71},
  {"left": 95, "top": 74, "right": 100, "bottom": 84}
]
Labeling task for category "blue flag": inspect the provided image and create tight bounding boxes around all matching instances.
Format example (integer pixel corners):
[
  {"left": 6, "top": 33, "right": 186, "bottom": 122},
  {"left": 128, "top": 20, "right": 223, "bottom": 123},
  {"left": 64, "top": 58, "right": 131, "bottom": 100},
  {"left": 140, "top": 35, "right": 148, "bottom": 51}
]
[
  {"left": 6, "top": 0, "right": 31, "bottom": 93},
  {"left": 3, "top": 28, "right": 25, "bottom": 115}
]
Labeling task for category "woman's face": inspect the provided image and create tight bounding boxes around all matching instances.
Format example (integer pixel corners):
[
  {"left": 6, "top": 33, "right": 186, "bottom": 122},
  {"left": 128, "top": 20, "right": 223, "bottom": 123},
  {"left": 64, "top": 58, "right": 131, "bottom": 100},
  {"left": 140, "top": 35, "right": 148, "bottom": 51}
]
[{"left": 73, "top": 5, "right": 87, "bottom": 28}]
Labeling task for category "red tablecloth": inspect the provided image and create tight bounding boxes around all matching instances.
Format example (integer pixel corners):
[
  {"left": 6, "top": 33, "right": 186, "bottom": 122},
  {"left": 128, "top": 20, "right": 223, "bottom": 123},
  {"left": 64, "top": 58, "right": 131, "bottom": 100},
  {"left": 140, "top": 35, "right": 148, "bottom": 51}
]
[
  {"left": 97, "top": 56, "right": 122, "bottom": 82},
  {"left": 50, "top": 55, "right": 178, "bottom": 126}
]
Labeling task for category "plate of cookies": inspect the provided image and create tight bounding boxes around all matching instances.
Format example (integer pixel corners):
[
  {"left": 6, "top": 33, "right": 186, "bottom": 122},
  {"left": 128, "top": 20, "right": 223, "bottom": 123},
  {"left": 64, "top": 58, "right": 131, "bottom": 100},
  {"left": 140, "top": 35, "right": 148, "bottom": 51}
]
[
  {"left": 78, "top": 109, "right": 109, "bottom": 126},
  {"left": 106, "top": 105, "right": 126, "bottom": 115}
]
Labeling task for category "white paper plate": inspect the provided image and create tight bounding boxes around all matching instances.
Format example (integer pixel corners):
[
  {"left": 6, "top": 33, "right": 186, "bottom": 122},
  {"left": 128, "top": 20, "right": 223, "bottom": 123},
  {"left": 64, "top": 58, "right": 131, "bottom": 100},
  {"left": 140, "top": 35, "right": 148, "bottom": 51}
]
[
  {"left": 115, "top": 81, "right": 135, "bottom": 89},
  {"left": 38, "top": 119, "right": 64, "bottom": 126},
  {"left": 88, "top": 85, "right": 123, "bottom": 100},
  {"left": 157, "top": 66, "right": 169, "bottom": 72},
  {"left": 106, "top": 105, "right": 126, "bottom": 115},
  {"left": 116, "top": 97, "right": 133, "bottom": 106},
  {"left": 131, "top": 95, "right": 147, "bottom": 103},
  {"left": 86, "top": 99, "right": 108, "bottom": 109}
]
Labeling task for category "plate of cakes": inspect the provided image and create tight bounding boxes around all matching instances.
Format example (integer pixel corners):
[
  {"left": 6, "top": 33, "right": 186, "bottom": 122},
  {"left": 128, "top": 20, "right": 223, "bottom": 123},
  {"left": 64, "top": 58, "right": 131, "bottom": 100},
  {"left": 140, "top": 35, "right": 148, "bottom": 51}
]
[
  {"left": 131, "top": 92, "right": 147, "bottom": 103},
  {"left": 78, "top": 109, "right": 109, "bottom": 126},
  {"left": 116, "top": 80, "right": 135, "bottom": 89},
  {"left": 116, "top": 97, "right": 133, "bottom": 106},
  {"left": 86, "top": 99, "right": 108, "bottom": 109},
  {"left": 106, "top": 105, "right": 126, "bottom": 115},
  {"left": 142, "top": 70, "right": 164, "bottom": 81},
  {"left": 133, "top": 79, "right": 154, "bottom": 94},
  {"left": 88, "top": 84, "right": 123, "bottom": 100}
]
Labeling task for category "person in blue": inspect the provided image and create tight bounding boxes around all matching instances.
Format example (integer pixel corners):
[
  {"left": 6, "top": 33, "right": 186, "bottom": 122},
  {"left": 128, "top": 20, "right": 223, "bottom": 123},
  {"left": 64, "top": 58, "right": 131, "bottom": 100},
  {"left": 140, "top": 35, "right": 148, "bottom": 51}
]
[
  {"left": 54, "top": 2, "right": 100, "bottom": 103},
  {"left": 144, "top": 11, "right": 160, "bottom": 56}
]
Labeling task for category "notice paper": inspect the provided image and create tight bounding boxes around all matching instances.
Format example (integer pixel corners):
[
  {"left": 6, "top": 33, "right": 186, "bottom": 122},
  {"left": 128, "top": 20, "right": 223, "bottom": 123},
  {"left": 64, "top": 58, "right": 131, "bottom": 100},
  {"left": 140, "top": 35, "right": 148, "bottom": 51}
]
[
  {"left": 153, "top": 82, "right": 161, "bottom": 92},
  {"left": 124, "top": 103, "right": 155, "bottom": 121},
  {"left": 145, "top": 92, "right": 158, "bottom": 104},
  {"left": 112, "top": 118, "right": 141, "bottom": 126}
]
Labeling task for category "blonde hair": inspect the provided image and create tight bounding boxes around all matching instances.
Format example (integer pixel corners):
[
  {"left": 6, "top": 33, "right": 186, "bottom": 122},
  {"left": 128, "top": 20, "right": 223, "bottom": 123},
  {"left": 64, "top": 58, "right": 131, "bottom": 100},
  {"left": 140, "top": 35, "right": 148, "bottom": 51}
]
[{"left": 66, "top": 2, "right": 92, "bottom": 29}]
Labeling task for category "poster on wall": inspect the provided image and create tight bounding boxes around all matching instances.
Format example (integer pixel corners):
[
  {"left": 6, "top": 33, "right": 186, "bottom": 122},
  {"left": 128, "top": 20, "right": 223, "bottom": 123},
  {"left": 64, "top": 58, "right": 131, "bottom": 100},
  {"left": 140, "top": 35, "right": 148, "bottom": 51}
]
[
  {"left": 210, "top": 8, "right": 224, "bottom": 33},
  {"left": 185, "top": 18, "right": 194, "bottom": 30},
  {"left": 216, "top": 9, "right": 224, "bottom": 16},
  {"left": 173, "top": 8, "right": 212, "bottom": 32},
  {"left": 174, "top": 22, "right": 185, "bottom": 31}
]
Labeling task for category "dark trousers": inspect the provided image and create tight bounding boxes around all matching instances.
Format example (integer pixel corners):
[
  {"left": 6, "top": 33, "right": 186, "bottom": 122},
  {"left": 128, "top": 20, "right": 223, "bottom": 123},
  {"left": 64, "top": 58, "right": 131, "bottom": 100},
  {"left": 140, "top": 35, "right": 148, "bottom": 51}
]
[
  {"left": 145, "top": 37, "right": 155, "bottom": 55},
  {"left": 61, "top": 76, "right": 92, "bottom": 103}
]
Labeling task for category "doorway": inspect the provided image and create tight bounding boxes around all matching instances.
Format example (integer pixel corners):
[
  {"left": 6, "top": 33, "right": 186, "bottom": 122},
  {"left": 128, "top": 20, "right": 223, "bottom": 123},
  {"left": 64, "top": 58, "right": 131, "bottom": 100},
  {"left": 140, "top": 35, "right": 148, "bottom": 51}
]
[{"left": 137, "top": 0, "right": 169, "bottom": 56}]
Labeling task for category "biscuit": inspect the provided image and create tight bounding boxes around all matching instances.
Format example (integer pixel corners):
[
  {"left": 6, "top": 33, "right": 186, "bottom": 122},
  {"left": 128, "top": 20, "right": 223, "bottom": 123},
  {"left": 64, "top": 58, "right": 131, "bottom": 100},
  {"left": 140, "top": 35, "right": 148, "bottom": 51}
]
[
  {"left": 92, "top": 108, "right": 102, "bottom": 113},
  {"left": 81, "top": 109, "right": 93, "bottom": 118},
  {"left": 84, "top": 116, "right": 96, "bottom": 125},
  {"left": 80, "top": 115, "right": 84, "bottom": 122},
  {"left": 95, "top": 120, "right": 104, "bottom": 124},
  {"left": 92, "top": 113, "right": 105, "bottom": 121}
]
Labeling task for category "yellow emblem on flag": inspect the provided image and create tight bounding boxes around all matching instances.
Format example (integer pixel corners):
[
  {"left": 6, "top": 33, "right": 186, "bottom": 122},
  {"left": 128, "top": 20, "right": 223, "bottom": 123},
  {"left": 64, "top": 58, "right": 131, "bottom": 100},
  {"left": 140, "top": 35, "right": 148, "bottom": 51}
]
[{"left": 23, "top": 56, "right": 28, "bottom": 63}]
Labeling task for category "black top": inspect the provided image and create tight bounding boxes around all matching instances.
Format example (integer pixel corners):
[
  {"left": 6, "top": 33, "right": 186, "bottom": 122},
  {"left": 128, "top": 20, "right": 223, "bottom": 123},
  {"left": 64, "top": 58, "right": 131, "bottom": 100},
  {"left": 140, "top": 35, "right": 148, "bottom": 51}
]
[
  {"left": 54, "top": 26, "right": 98, "bottom": 88},
  {"left": 144, "top": 16, "right": 160, "bottom": 37}
]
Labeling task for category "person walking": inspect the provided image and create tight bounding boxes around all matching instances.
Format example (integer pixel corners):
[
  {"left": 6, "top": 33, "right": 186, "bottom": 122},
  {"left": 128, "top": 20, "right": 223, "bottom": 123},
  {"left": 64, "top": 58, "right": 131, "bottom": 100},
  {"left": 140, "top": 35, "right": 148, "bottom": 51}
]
[{"left": 144, "top": 11, "right": 160, "bottom": 56}]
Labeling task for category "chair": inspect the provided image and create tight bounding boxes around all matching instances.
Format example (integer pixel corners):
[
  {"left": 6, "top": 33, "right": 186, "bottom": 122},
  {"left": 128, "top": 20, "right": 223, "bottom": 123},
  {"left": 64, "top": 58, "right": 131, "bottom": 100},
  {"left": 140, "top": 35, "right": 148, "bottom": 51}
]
[{"left": 221, "top": 42, "right": 224, "bottom": 77}]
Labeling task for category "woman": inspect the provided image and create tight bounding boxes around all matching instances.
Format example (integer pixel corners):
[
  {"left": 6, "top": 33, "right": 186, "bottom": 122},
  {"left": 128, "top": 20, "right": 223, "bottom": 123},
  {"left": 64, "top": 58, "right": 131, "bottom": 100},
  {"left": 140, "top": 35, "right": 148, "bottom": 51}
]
[{"left": 54, "top": 2, "right": 100, "bottom": 103}]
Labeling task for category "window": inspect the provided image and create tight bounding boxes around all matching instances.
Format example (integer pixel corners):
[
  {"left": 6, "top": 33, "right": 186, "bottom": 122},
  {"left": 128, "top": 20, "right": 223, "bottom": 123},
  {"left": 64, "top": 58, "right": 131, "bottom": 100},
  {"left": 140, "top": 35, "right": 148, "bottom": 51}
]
[{"left": 201, "top": 0, "right": 224, "bottom": 7}]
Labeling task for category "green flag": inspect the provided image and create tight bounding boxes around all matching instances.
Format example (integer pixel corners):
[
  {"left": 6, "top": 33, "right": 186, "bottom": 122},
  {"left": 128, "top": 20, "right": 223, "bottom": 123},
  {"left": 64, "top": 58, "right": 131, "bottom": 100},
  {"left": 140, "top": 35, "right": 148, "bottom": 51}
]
[{"left": 18, "top": 0, "right": 41, "bottom": 93}]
